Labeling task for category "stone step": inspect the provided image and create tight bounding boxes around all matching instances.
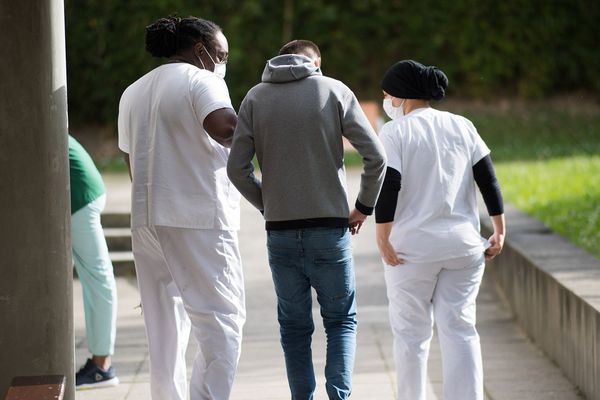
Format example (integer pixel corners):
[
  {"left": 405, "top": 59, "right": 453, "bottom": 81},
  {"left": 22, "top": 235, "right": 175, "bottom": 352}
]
[
  {"left": 101, "top": 212, "right": 130, "bottom": 228},
  {"left": 110, "top": 251, "right": 136, "bottom": 277},
  {"left": 101, "top": 213, "right": 135, "bottom": 276},
  {"left": 104, "top": 227, "right": 132, "bottom": 252}
]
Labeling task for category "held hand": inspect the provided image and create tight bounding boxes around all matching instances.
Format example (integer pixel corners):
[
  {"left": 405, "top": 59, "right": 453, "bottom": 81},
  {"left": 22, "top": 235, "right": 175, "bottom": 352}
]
[
  {"left": 349, "top": 221, "right": 362, "bottom": 235},
  {"left": 348, "top": 208, "right": 367, "bottom": 235},
  {"left": 378, "top": 240, "right": 404, "bottom": 266},
  {"left": 485, "top": 232, "right": 505, "bottom": 261}
]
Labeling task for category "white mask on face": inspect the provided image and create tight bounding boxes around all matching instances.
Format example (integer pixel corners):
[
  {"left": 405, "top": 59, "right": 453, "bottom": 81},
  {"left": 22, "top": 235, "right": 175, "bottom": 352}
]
[
  {"left": 213, "top": 63, "right": 226, "bottom": 79},
  {"left": 202, "top": 46, "right": 227, "bottom": 79},
  {"left": 383, "top": 98, "right": 405, "bottom": 120}
]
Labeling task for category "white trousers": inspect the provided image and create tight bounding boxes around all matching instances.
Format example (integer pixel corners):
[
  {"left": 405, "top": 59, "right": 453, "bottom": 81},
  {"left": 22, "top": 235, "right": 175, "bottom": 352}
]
[
  {"left": 132, "top": 226, "right": 246, "bottom": 400},
  {"left": 384, "top": 253, "right": 485, "bottom": 400}
]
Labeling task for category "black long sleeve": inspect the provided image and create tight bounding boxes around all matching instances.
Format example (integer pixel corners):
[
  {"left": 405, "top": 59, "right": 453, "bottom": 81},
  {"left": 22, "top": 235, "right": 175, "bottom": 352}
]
[
  {"left": 375, "top": 167, "right": 401, "bottom": 223},
  {"left": 473, "top": 155, "right": 504, "bottom": 216}
]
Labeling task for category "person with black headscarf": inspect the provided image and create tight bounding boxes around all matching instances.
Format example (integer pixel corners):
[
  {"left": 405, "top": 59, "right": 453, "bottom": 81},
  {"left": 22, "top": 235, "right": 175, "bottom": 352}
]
[{"left": 374, "top": 60, "right": 506, "bottom": 400}]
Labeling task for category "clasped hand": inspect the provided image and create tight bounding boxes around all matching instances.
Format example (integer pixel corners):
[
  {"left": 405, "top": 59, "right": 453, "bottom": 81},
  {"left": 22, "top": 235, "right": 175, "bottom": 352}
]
[{"left": 348, "top": 208, "right": 367, "bottom": 235}]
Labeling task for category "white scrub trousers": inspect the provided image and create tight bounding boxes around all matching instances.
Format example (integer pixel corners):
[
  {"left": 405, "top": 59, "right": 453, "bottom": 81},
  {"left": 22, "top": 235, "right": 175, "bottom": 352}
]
[
  {"left": 71, "top": 194, "right": 118, "bottom": 357},
  {"left": 384, "top": 253, "right": 486, "bottom": 400},
  {"left": 132, "top": 226, "right": 246, "bottom": 400}
]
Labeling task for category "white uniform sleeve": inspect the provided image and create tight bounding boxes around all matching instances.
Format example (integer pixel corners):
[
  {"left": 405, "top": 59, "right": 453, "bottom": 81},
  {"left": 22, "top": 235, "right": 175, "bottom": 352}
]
[
  {"left": 379, "top": 122, "right": 402, "bottom": 174},
  {"left": 468, "top": 119, "right": 490, "bottom": 165},
  {"left": 190, "top": 73, "right": 234, "bottom": 125},
  {"left": 117, "top": 91, "right": 130, "bottom": 153}
]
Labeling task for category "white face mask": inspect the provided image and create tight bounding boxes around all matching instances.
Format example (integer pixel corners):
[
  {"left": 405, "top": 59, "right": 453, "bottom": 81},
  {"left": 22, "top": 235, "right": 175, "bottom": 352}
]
[
  {"left": 213, "top": 63, "right": 226, "bottom": 79},
  {"left": 383, "top": 98, "right": 405, "bottom": 120},
  {"left": 204, "top": 46, "right": 227, "bottom": 79},
  {"left": 197, "top": 46, "right": 227, "bottom": 79}
]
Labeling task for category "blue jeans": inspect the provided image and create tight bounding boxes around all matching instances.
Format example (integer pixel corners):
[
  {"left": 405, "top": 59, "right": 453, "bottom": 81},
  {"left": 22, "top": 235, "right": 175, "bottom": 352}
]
[{"left": 267, "top": 227, "right": 357, "bottom": 400}]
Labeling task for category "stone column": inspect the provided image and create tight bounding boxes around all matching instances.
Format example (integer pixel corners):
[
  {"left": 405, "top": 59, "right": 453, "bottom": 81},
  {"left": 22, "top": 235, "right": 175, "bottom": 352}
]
[{"left": 0, "top": 1, "right": 73, "bottom": 399}]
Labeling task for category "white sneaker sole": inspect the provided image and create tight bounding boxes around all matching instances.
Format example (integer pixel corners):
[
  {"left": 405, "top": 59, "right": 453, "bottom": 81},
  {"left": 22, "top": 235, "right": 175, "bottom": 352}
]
[{"left": 76, "top": 377, "right": 119, "bottom": 390}]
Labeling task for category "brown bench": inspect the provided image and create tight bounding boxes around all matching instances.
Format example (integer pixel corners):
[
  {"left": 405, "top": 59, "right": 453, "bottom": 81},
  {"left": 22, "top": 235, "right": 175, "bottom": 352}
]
[{"left": 4, "top": 376, "right": 65, "bottom": 400}]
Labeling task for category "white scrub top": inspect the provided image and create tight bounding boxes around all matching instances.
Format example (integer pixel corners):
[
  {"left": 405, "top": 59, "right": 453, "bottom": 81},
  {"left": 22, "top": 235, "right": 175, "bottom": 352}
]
[
  {"left": 118, "top": 63, "right": 241, "bottom": 230},
  {"left": 379, "top": 107, "right": 490, "bottom": 263}
]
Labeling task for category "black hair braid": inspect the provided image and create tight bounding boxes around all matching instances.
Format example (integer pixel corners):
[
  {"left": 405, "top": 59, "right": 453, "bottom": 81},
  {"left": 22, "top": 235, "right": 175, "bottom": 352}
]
[
  {"left": 176, "top": 17, "right": 221, "bottom": 54},
  {"left": 145, "top": 16, "right": 181, "bottom": 58},
  {"left": 145, "top": 16, "right": 221, "bottom": 58}
]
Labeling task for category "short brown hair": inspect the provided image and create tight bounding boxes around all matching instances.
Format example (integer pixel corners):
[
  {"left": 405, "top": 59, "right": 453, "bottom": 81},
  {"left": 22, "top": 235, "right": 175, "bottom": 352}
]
[{"left": 279, "top": 39, "right": 321, "bottom": 59}]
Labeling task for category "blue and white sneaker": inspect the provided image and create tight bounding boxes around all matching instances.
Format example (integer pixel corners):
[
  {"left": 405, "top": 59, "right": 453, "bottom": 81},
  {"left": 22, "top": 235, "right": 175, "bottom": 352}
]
[{"left": 75, "top": 359, "right": 119, "bottom": 390}]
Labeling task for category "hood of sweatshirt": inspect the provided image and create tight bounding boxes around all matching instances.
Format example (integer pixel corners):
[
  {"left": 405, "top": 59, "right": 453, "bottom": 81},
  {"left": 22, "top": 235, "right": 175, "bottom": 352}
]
[{"left": 261, "top": 54, "right": 322, "bottom": 83}]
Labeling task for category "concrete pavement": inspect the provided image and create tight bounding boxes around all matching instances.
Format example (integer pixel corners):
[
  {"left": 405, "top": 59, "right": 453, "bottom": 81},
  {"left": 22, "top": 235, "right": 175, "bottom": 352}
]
[{"left": 73, "top": 172, "right": 583, "bottom": 399}]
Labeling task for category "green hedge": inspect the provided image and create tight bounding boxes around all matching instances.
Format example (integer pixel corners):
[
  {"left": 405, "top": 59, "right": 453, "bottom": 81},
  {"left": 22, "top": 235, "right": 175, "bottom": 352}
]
[{"left": 65, "top": 0, "right": 600, "bottom": 125}]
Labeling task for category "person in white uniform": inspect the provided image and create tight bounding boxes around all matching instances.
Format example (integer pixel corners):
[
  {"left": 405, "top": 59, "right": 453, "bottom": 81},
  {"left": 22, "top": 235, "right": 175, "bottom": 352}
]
[
  {"left": 374, "top": 60, "right": 506, "bottom": 400},
  {"left": 117, "top": 16, "right": 245, "bottom": 400}
]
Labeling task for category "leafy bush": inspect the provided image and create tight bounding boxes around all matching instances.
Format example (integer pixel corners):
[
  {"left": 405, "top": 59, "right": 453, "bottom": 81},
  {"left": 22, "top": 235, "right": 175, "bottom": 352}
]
[{"left": 65, "top": 0, "right": 600, "bottom": 125}]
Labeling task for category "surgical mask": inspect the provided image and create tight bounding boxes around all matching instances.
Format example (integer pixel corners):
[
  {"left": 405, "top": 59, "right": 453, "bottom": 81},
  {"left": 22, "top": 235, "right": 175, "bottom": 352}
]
[
  {"left": 213, "top": 63, "right": 226, "bottom": 79},
  {"left": 383, "top": 98, "right": 404, "bottom": 120},
  {"left": 202, "top": 46, "right": 227, "bottom": 79}
]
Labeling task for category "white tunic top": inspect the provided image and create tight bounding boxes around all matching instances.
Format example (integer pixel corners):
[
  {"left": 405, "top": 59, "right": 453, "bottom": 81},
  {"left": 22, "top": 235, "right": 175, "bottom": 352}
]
[
  {"left": 379, "top": 107, "right": 490, "bottom": 263},
  {"left": 118, "top": 63, "right": 240, "bottom": 230}
]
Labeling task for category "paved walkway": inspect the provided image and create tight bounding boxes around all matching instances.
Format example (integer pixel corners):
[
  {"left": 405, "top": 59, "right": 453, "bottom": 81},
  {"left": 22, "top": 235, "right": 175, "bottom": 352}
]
[{"left": 74, "top": 172, "right": 583, "bottom": 399}]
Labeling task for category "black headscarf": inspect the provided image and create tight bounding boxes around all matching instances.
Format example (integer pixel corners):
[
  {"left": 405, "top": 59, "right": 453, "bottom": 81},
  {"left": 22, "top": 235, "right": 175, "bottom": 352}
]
[{"left": 381, "top": 60, "right": 449, "bottom": 101}]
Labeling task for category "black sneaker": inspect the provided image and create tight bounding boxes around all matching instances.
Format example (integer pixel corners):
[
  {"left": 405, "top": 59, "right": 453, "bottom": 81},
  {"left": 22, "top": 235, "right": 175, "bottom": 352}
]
[{"left": 75, "top": 359, "right": 119, "bottom": 390}]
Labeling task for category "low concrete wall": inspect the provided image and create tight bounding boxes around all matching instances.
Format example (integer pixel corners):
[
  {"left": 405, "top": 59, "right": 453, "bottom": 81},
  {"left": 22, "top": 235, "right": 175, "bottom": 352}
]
[{"left": 481, "top": 205, "right": 600, "bottom": 399}]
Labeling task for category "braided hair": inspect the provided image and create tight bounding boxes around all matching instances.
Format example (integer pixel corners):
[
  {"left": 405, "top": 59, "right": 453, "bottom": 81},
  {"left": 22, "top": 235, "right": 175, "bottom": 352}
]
[{"left": 145, "top": 16, "right": 221, "bottom": 58}]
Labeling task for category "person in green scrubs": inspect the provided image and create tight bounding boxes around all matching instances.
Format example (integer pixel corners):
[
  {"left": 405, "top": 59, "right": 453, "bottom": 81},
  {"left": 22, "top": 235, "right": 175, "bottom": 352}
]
[{"left": 69, "top": 135, "right": 119, "bottom": 389}]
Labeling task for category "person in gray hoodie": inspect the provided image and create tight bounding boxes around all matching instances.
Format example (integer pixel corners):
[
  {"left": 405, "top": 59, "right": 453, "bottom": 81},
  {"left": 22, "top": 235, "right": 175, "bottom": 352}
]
[{"left": 227, "top": 40, "right": 386, "bottom": 400}]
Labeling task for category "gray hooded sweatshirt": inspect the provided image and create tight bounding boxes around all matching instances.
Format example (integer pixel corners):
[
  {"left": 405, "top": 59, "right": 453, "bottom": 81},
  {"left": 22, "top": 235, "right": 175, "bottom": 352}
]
[{"left": 227, "top": 54, "right": 386, "bottom": 229}]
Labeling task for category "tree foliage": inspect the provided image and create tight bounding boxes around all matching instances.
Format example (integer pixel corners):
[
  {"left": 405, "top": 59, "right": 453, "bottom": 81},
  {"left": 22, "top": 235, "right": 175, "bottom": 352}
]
[{"left": 65, "top": 0, "right": 600, "bottom": 125}]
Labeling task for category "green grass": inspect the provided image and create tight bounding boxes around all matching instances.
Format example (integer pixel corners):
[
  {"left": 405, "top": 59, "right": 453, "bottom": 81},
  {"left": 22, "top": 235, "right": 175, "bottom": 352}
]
[
  {"left": 343, "top": 151, "right": 364, "bottom": 167},
  {"left": 465, "top": 109, "right": 600, "bottom": 162},
  {"left": 496, "top": 156, "right": 600, "bottom": 258},
  {"left": 97, "top": 155, "right": 128, "bottom": 173}
]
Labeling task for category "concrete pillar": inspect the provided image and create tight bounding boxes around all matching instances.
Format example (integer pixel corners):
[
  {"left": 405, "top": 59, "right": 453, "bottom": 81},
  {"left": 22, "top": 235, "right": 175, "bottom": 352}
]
[{"left": 0, "top": 1, "right": 73, "bottom": 399}]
